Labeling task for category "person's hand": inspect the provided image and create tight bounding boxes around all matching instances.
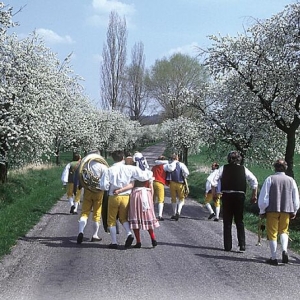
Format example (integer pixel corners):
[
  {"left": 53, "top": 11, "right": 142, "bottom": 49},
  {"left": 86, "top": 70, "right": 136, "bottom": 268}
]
[
  {"left": 113, "top": 189, "right": 121, "bottom": 195},
  {"left": 250, "top": 196, "right": 257, "bottom": 204},
  {"left": 290, "top": 213, "right": 296, "bottom": 220}
]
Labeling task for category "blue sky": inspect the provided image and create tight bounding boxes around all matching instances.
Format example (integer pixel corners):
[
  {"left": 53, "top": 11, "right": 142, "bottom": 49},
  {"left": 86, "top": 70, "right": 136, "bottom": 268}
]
[{"left": 6, "top": 0, "right": 296, "bottom": 105}]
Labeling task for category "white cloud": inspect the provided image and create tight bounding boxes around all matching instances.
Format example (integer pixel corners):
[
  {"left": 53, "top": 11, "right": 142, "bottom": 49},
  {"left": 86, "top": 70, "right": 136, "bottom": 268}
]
[
  {"left": 92, "top": 0, "right": 135, "bottom": 15},
  {"left": 88, "top": 0, "right": 136, "bottom": 27},
  {"left": 168, "top": 42, "right": 200, "bottom": 58},
  {"left": 93, "top": 53, "right": 103, "bottom": 63},
  {"left": 35, "top": 28, "right": 75, "bottom": 45}
]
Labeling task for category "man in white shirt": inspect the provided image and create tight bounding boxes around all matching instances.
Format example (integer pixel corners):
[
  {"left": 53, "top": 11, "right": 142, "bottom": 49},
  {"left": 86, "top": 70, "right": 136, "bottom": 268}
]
[{"left": 100, "top": 150, "right": 153, "bottom": 249}]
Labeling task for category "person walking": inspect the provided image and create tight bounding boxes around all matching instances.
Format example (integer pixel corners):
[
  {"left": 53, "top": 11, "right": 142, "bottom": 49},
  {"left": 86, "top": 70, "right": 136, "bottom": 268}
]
[
  {"left": 164, "top": 153, "right": 189, "bottom": 221},
  {"left": 100, "top": 150, "right": 153, "bottom": 249},
  {"left": 204, "top": 162, "right": 221, "bottom": 221},
  {"left": 258, "top": 159, "right": 299, "bottom": 265},
  {"left": 124, "top": 152, "right": 159, "bottom": 248},
  {"left": 75, "top": 151, "right": 108, "bottom": 244},
  {"left": 152, "top": 155, "right": 168, "bottom": 221},
  {"left": 61, "top": 153, "right": 82, "bottom": 214},
  {"left": 211, "top": 151, "right": 258, "bottom": 252}
]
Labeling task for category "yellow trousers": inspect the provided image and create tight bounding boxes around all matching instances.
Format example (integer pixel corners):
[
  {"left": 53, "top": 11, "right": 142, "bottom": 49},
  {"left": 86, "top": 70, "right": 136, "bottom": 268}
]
[
  {"left": 66, "top": 183, "right": 81, "bottom": 203},
  {"left": 107, "top": 194, "right": 130, "bottom": 227},
  {"left": 153, "top": 181, "right": 165, "bottom": 203},
  {"left": 169, "top": 181, "right": 185, "bottom": 203},
  {"left": 266, "top": 212, "right": 290, "bottom": 241},
  {"left": 80, "top": 189, "right": 104, "bottom": 222},
  {"left": 204, "top": 192, "right": 221, "bottom": 207}
]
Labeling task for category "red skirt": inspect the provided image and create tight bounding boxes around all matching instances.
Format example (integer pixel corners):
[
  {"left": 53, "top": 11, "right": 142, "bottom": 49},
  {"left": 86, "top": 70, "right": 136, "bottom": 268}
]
[{"left": 128, "top": 187, "right": 160, "bottom": 230}]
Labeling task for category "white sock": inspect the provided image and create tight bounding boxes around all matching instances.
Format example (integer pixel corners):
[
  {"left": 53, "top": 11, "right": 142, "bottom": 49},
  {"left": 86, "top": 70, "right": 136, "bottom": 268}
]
[
  {"left": 122, "top": 221, "right": 132, "bottom": 236},
  {"left": 280, "top": 233, "right": 289, "bottom": 252},
  {"left": 269, "top": 240, "right": 277, "bottom": 260},
  {"left": 215, "top": 206, "right": 220, "bottom": 218},
  {"left": 92, "top": 221, "right": 100, "bottom": 238},
  {"left": 172, "top": 203, "right": 177, "bottom": 215},
  {"left": 206, "top": 203, "right": 214, "bottom": 214},
  {"left": 158, "top": 203, "right": 164, "bottom": 217},
  {"left": 109, "top": 226, "right": 117, "bottom": 244},
  {"left": 177, "top": 200, "right": 184, "bottom": 215},
  {"left": 74, "top": 202, "right": 79, "bottom": 212},
  {"left": 78, "top": 217, "right": 87, "bottom": 234},
  {"left": 68, "top": 197, "right": 74, "bottom": 206}
]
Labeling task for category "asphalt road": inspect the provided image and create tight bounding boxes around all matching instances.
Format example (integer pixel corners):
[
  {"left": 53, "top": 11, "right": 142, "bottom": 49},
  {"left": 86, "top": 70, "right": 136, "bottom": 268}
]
[{"left": 1, "top": 143, "right": 300, "bottom": 300}]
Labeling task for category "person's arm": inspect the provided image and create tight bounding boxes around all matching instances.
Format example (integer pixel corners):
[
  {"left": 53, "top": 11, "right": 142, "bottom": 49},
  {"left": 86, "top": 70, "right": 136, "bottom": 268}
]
[
  {"left": 61, "top": 163, "right": 70, "bottom": 185},
  {"left": 114, "top": 182, "right": 134, "bottom": 195},
  {"left": 99, "top": 169, "right": 110, "bottom": 191},
  {"left": 211, "top": 166, "right": 222, "bottom": 199},
  {"left": 258, "top": 177, "right": 271, "bottom": 215},
  {"left": 245, "top": 168, "right": 258, "bottom": 203},
  {"left": 291, "top": 179, "right": 300, "bottom": 219},
  {"left": 154, "top": 159, "right": 169, "bottom": 165},
  {"left": 180, "top": 163, "right": 189, "bottom": 178}
]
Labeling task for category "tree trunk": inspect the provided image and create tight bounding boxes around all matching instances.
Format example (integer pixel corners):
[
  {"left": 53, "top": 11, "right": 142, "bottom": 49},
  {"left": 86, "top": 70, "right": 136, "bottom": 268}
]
[{"left": 285, "top": 130, "right": 296, "bottom": 178}]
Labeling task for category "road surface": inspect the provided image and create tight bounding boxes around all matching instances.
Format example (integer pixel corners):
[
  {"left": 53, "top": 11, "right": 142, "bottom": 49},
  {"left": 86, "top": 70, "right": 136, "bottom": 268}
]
[{"left": 1, "top": 143, "right": 300, "bottom": 300}]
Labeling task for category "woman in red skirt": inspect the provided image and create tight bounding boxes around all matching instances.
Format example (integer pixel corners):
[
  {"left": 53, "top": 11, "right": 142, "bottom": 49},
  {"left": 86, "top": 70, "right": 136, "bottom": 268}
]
[{"left": 128, "top": 152, "right": 159, "bottom": 248}]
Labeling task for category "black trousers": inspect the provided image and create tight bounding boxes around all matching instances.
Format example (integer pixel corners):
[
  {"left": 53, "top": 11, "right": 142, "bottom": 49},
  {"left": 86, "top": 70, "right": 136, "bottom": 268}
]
[{"left": 221, "top": 192, "right": 245, "bottom": 251}]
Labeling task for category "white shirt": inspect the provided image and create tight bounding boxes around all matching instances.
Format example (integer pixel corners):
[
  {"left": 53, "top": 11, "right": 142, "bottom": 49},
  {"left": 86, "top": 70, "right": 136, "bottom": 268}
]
[{"left": 100, "top": 161, "right": 153, "bottom": 196}]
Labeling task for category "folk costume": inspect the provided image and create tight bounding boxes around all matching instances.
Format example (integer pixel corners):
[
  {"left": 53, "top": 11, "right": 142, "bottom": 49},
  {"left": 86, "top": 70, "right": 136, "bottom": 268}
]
[
  {"left": 128, "top": 152, "right": 159, "bottom": 248},
  {"left": 258, "top": 159, "right": 299, "bottom": 265},
  {"left": 152, "top": 157, "right": 168, "bottom": 220},
  {"left": 211, "top": 151, "right": 258, "bottom": 252},
  {"left": 74, "top": 152, "right": 109, "bottom": 244},
  {"left": 100, "top": 151, "right": 153, "bottom": 249},
  {"left": 61, "top": 155, "right": 81, "bottom": 214},
  {"left": 205, "top": 163, "right": 221, "bottom": 221},
  {"left": 164, "top": 154, "right": 189, "bottom": 221}
]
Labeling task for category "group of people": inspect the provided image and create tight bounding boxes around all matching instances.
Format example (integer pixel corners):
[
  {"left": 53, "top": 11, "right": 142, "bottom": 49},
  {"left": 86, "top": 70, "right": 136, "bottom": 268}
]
[
  {"left": 204, "top": 151, "right": 299, "bottom": 266},
  {"left": 62, "top": 149, "right": 300, "bottom": 265},
  {"left": 61, "top": 150, "right": 190, "bottom": 250}
]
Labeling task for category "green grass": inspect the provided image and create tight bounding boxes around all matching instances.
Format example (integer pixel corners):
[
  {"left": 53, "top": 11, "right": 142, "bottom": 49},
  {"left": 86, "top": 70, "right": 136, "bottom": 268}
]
[{"left": 0, "top": 166, "right": 65, "bottom": 258}]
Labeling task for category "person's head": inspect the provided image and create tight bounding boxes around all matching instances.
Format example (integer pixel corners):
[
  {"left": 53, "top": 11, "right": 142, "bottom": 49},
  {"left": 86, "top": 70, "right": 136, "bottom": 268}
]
[
  {"left": 227, "top": 151, "right": 242, "bottom": 164},
  {"left": 273, "top": 159, "right": 287, "bottom": 172},
  {"left": 133, "top": 151, "right": 149, "bottom": 170},
  {"left": 125, "top": 154, "right": 134, "bottom": 165},
  {"left": 171, "top": 153, "right": 179, "bottom": 161},
  {"left": 211, "top": 162, "right": 219, "bottom": 170},
  {"left": 158, "top": 155, "right": 166, "bottom": 160},
  {"left": 73, "top": 153, "right": 81, "bottom": 161},
  {"left": 111, "top": 150, "right": 124, "bottom": 162}
]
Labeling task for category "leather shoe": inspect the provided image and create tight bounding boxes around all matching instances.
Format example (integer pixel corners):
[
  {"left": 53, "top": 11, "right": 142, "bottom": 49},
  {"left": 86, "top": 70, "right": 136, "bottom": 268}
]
[
  {"left": 214, "top": 218, "right": 219, "bottom": 222},
  {"left": 208, "top": 213, "right": 216, "bottom": 220},
  {"left": 157, "top": 216, "right": 164, "bottom": 221},
  {"left": 239, "top": 245, "right": 246, "bottom": 252},
  {"left": 77, "top": 232, "right": 83, "bottom": 244},
  {"left": 108, "top": 243, "right": 118, "bottom": 249},
  {"left": 125, "top": 234, "right": 134, "bottom": 248},
  {"left": 133, "top": 243, "right": 141, "bottom": 248},
  {"left": 266, "top": 258, "right": 278, "bottom": 266},
  {"left": 282, "top": 251, "right": 289, "bottom": 264},
  {"left": 70, "top": 205, "right": 75, "bottom": 214},
  {"left": 152, "top": 239, "right": 157, "bottom": 247},
  {"left": 91, "top": 236, "right": 102, "bottom": 242},
  {"left": 174, "top": 213, "right": 179, "bottom": 221}
]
